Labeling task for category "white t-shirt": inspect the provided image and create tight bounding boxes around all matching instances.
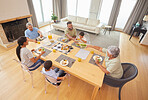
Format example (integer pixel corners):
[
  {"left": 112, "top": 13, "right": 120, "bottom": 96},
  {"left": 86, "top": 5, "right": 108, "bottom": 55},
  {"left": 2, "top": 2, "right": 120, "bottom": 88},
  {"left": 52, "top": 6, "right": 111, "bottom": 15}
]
[
  {"left": 20, "top": 47, "right": 34, "bottom": 67},
  {"left": 42, "top": 67, "right": 59, "bottom": 79},
  {"left": 102, "top": 48, "right": 123, "bottom": 78}
]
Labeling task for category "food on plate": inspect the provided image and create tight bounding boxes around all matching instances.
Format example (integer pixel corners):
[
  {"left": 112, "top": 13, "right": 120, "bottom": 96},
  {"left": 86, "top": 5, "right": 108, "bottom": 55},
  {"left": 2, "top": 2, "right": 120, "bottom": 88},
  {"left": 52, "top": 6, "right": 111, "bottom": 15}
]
[
  {"left": 38, "top": 48, "right": 42, "bottom": 51},
  {"left": 80, "top": 43, "right": 86, "bottom": 46},
  {"left": 50, "top": 39, "right": 54, "bottom": 43},
  {"left": 62, "top": 38, "right": 68, "bottom": 42},
  {"left": 42, "top": 48, "right": 45, "bottom": 51},
  {"left": 61, "top": 44, "right": 69, "bottom": 50},
  {"left": 94, "top": 56, "right": 102, "bottom": 62},
  {"left": 38, "top": 38, "right": 42, "bottom": 41},
  {"left": 62, "top": 59, "right": 67, "bottom": 65},
  {"left": 80, "top": 43, "right": 86, "bottom": 49},
  {"left": 76, "top": 43, "right": 80, "bottom": 46}
]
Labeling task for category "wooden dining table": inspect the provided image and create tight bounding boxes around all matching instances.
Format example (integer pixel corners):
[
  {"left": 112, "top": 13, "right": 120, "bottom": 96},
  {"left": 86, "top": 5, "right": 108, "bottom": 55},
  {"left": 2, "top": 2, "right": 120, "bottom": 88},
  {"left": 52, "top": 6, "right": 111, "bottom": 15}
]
[{"left": 27, "top": 34, "right": 105, "bottom": 100}]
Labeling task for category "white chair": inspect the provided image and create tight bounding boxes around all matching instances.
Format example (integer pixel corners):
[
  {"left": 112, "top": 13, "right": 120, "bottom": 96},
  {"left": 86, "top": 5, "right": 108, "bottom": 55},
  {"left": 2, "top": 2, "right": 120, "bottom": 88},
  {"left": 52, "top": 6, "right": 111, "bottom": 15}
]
[
  {"left": 40, "top": 71, "right": 70, "bottom": 100},
  {"left": 13, "top": 59, "right": 34, "bottom": 88}
]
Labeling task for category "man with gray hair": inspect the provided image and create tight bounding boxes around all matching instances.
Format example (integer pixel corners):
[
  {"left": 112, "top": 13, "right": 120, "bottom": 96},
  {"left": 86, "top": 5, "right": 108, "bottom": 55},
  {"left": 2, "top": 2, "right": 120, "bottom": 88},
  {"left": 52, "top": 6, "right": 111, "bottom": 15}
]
[
  {"left": 25, "top": 22, "right": 43, "bottom": 43},
  {"left": 87, "top": 45, "right": 123, "bottom": 79}
]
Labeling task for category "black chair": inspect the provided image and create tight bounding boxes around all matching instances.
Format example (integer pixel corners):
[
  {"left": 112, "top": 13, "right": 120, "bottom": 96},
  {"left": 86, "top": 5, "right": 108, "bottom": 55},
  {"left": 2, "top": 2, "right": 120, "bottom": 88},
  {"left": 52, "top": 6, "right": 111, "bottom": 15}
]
[{"left": 103, "top": 63, "right": 138, "bottom": 100}]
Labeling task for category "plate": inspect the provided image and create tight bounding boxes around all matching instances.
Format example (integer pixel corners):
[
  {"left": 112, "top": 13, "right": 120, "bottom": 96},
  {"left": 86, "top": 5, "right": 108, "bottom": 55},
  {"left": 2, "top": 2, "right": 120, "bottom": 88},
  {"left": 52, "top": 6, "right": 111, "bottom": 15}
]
[
  {"left": 93, "top": 55, "right": 102, "bottom": 62},
  {"left": 61, "top": 37, "right": 68, "bottom": 42},
  {"left": 37, "top": 37, "right": 44, "bottom": 41},
  {"left": 50, "top": 39, "right": 55, "bottom": 43},
  {"left": 36, "top": 48, "right": 45, "bottom": 54},
  {"left": 44, "top": 42, "right": 52, "bottom": 46},
  {"left": 79, "top": 43, "right": 87, "bottom": 49},
  {"left": 60, "top": 60, "right": 69, "bottom": 66}
]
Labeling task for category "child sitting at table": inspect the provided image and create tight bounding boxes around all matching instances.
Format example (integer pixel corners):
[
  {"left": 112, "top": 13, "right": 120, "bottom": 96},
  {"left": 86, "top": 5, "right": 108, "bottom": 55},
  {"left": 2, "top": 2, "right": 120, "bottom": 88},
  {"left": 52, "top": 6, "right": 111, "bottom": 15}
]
[
  {"left": 42, "top": 60, "right": 66, "bottom": 80},
  {"left": 78, "top": 32, "right": 87, "bottom": 43}
]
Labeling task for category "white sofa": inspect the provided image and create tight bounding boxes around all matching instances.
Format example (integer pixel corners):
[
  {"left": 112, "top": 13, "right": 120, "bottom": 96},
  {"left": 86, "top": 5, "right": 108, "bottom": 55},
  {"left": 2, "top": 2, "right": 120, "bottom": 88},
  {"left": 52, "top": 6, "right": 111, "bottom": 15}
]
[{"left": 52, "top": 15, "right": 102, "bottom": 34}]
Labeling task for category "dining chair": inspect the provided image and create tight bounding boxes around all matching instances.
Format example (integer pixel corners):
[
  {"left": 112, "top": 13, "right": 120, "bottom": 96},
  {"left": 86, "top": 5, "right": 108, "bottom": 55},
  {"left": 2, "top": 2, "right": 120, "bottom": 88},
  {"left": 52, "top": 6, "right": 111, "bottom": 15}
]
[
  {"left": 40, "top": 71, "right": 68, "bottom": 100},
  {"left": 103, "top": 63, "right": 138, "bottom": 100},
  {"left": 13, "top": 59, "right": 35, "bottom": 88}
]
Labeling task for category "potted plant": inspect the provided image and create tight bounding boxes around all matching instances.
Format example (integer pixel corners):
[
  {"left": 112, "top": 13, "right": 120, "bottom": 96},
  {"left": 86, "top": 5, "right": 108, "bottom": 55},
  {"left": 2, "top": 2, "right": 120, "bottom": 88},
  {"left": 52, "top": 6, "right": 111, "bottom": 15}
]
[{"left": 51, "top": 13, "right": 58, "bottom": 23}]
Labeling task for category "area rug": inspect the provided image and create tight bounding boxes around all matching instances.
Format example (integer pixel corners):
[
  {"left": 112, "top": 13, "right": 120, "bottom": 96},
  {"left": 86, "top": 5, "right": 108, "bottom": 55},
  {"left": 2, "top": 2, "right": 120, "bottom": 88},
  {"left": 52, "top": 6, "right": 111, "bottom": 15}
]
[{"left": 50, "top": 29, "right": 120, "bottom": 48}]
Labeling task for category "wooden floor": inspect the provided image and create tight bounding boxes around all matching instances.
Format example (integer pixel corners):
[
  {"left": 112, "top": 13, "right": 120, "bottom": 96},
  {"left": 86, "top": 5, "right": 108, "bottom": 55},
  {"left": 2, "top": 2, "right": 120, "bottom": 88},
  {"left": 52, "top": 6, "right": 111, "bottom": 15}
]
[{"left": 0, "top": 31, "right": 148, "bottom": 100}]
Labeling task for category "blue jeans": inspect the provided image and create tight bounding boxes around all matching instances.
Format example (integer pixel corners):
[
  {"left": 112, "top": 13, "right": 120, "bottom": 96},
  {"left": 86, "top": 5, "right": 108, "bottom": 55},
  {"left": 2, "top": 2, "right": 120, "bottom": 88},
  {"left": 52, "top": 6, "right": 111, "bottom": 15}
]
[
  {"left": 54, "top": 67, "right": 66, "bottom": 77},
  {"left": 28, "top": 59, "right": 44, "bottom": 71}
]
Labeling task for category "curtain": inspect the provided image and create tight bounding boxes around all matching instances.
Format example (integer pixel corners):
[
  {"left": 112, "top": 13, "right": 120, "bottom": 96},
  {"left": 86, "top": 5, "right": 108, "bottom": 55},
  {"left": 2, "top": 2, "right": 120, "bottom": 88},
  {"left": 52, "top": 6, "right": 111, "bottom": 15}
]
[
  {"left": 27, "top": 0, "right": 39, "bottom": 28},
  {"left": 108, "top": 0, "right": 122, "bottom": 30},
  {"left": 123, "top": 0, "right": 148, "bottom": 34},
  {"left": 52, "top": 0, "right": 67, "bottom": 20}
]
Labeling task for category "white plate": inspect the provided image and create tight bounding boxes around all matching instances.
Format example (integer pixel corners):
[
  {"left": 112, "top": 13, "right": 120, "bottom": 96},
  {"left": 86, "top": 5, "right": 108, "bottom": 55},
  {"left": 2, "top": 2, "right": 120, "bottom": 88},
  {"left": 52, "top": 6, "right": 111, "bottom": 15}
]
[
  {"left": 93, "top": 55, "right": 102, "bottom": 62},
  {"left": 37, "top": 37, "right": 44, "bottom": 41},
  {"left": 44, "top": 42, "right": 52, "bottom": 46},
  {"left": 60, "top": 60, "right": 69, "bottom": 66}
]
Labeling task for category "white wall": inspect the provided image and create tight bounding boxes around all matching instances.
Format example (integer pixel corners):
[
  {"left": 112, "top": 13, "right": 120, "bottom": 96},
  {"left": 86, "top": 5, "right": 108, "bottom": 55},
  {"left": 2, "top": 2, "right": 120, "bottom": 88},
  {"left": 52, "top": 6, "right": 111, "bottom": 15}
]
[{"left": 0, "top": 0, "right": 30, "bottom": 21}]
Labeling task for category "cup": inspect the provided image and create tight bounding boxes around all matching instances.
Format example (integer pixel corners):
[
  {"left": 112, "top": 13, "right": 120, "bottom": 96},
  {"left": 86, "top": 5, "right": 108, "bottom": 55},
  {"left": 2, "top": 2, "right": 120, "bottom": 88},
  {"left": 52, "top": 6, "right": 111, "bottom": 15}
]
[{"left": 48, "top": 35, "right": 52, "bottom": 39}]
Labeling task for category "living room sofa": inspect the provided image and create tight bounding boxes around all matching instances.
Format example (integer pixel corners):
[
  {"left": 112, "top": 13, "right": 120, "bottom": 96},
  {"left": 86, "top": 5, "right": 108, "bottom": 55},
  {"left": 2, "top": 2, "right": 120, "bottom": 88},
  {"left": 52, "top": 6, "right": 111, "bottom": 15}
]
[{"left": 52, "top": 15, "right": 102, "bottom": 34}]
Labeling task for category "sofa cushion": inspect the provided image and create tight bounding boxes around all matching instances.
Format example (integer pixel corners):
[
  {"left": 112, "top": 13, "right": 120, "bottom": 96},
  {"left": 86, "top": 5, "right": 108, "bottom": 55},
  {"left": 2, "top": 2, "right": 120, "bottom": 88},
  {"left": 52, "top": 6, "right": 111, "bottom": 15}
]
[
  {"left": 82, "top": 26, "right": 96, "bottom": 31},
  {"left": 52, "top": 22, "right": 67, "bottom": 29},
  {"left": 87, "top": 19, "right": 100, "bottom": 26},
  {"left": 76, "top": 16, "right": 88, "bottom": 24},
  {"left": 73, "top": 23, "right": 85, "bottom": 29},
  {"left": 68, "top": 15, "right": 77, "bottom": 22}
]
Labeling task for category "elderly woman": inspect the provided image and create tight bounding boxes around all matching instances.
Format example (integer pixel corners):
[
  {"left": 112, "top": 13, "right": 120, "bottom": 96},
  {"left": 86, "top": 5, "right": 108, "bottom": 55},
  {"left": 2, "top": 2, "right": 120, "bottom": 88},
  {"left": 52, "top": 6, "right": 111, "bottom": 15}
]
[{"left": 87, "top": 45, "right": 123, "bottom": 78}]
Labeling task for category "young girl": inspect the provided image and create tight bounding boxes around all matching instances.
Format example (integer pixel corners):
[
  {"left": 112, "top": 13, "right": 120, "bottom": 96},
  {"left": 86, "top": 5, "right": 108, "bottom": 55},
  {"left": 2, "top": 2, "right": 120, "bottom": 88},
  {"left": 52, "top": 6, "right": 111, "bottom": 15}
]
[{"left": 16, "top": 36, "right": 45, "bottom": 71}]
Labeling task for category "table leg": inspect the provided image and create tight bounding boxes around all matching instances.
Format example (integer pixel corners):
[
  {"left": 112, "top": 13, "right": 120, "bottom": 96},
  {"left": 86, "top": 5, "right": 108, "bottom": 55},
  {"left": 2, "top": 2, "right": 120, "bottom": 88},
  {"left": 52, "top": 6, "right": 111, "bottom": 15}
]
[
  {"left": 91, "top": 86, "right": 99, "bottom": 100},
  {"left": 129, "top": 31, "right": 134, "bottom": 40}
]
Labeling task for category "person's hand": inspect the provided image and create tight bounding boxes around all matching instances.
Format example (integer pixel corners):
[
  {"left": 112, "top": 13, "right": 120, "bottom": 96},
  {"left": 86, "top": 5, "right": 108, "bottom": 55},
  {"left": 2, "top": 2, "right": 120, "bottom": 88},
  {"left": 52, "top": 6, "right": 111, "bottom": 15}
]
[
  {"left": 40, "top": 34, "right": 43, "bottom": 38},
  {"left": 95, "top": 59, "right": 99, "bottom": 65},
  {"left": 34, "top": 39, "right": 37, "bottom": 43},
  {"left": 31, "top": 49, "right": 35, "bottom": 52}
]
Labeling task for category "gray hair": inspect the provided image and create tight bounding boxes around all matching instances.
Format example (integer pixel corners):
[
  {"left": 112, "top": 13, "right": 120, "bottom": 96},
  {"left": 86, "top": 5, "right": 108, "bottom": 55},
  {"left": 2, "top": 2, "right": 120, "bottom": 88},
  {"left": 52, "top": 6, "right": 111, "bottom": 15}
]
[
  {"left": 26, "top": 22, "right": 33, "bottom": 28},
  {"left": 107, "top": 46, "right": 120, "bottom": 58}
]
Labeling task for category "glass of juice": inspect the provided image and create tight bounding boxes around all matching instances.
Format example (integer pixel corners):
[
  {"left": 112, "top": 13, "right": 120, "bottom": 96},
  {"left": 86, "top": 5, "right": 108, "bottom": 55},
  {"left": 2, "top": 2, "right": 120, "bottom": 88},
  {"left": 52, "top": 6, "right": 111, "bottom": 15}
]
[{"left": 48, "top": 35, "right": 52, "bottom": 39}]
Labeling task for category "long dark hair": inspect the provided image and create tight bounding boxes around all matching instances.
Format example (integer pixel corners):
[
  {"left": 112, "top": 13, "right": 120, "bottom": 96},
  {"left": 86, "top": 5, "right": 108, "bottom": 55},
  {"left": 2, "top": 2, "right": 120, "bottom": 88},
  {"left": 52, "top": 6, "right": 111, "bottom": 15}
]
[{"left": 16, "top": 36, "right": 27, "bottom": 61}]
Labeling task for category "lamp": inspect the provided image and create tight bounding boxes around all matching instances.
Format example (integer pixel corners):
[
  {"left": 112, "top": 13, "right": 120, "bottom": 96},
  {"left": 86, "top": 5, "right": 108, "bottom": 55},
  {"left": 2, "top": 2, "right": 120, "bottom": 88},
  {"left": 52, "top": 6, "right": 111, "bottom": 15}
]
[{"left": 143, "top": 15, "right": 148, "bottom": 22}]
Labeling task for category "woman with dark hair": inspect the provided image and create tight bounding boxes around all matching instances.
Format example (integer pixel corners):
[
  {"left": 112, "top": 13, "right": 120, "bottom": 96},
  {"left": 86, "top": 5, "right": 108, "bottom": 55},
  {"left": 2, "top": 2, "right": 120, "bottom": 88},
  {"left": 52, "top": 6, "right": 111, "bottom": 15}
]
[{"left": 16, "top": 36, "right": 45, "bottom": 71}]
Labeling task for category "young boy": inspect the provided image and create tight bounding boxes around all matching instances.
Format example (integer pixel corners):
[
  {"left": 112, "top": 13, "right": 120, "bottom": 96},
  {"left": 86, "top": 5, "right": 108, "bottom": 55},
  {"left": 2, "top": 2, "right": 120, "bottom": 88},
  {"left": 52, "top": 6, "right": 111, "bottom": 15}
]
[
  {"left": 79, "top": 32, "right": 87, "bottom": 43},
  {"left": 42, "top": 60, "right": 66, "bottom": 80}
]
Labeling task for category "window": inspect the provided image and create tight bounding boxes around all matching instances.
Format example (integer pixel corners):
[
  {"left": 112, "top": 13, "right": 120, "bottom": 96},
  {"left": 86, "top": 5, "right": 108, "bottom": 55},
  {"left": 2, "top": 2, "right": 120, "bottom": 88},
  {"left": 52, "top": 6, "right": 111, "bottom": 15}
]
[
  {"left": 32, "top": 0, "right": 43, "bottom": 24},
  {"left": 67, "top": 0, "right": 77, "bottom": 16},
  {"left": 67, "top": 0, "right": 91, "bottom": 18},
  {"left": 99, "top": 0, "right": 114, "bottom": 24},
  {"left": 115, "top": 0, "right": 137, "bottom": 29},
  {"left": 32, "top": 0, "right": 53, "bottom": 25}
]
